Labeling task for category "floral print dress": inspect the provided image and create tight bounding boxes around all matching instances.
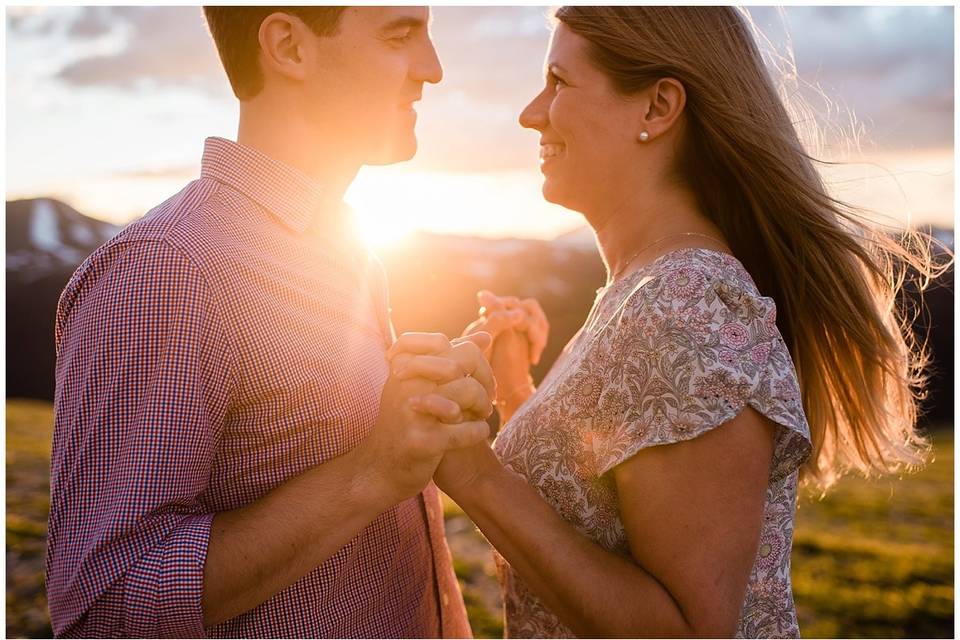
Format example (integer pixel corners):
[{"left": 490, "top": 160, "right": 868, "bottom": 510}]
[{"left": 492, "top": 247, "right": 813, "bottom": 638}]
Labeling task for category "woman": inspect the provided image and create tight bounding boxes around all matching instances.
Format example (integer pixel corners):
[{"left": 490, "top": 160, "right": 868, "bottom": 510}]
[{"left": 391, "top": 6, "right": 950, "bottom": 638}]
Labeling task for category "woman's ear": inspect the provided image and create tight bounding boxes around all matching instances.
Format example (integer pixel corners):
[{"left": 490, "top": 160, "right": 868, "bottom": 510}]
[
  {"left": 257, "top": 12, "right": 310, "bottom": 85},
  {"left": 637, "top": 77, "right": 687, "bottom": 143}
]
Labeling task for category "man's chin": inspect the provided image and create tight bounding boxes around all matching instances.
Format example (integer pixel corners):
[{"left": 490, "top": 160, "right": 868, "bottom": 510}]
[{"left": 366, "top": 136, "right": 418, "bottom": 166}]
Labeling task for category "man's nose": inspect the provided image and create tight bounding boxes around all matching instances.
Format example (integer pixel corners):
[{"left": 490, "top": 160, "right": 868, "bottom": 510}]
[
  {"left": 519, "top": 91, "right": 549, "bottom": 130},
  {"left": 416, "top": 38, "right": 444, "bottom": 85}
]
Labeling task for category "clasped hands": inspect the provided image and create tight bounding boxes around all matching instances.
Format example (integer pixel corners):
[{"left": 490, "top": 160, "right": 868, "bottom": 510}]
[
  {"left": 363, "top": 291, "right": 548, "bottom": 502},
  {"left": 390, "top": 289, "right": 549, "bottom": 434}
]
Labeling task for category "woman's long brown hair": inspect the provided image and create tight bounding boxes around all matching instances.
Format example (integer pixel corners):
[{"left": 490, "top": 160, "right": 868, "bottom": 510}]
[{"left": 555, "top": 6, "right": 954, "bottom": 493}]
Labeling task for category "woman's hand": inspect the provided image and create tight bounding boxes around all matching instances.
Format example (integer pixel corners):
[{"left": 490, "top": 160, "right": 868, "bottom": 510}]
[
  {"left": 461, "top": 291, "right": 549, "bottom": 416},
  {"left": 463, "top": 291, "right": 549, "bottom": 364},
  {"left": 433, "top": 440, "right": 501, "bottom": 500}
]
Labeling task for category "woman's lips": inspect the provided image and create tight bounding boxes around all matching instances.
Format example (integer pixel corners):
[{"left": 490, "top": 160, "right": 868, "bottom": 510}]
[{"left": 539, "top": 143, "right": 566, "bottom": 167}]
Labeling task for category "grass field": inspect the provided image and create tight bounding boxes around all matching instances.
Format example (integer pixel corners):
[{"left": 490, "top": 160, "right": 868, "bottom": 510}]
[{"left": 6, "top": 398, "right": 954, "bottom": 638}]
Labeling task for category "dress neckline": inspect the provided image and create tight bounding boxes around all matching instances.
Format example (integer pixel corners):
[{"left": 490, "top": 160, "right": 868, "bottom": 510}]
[{"left": 596, "top": 246, "right": 736, "bottom": 296}]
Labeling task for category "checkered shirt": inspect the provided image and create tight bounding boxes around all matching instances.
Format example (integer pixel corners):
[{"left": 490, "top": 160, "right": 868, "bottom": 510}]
[{"left": 45, "top": 137, "right": 471, "bottom": 638}]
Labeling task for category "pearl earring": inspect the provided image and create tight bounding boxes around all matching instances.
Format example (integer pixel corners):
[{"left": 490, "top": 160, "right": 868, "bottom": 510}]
[{"left": 639, "top": 131, "right": 650, "bottom": 142}]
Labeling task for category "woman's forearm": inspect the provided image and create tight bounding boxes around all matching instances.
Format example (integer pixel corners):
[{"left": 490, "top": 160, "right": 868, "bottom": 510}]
[
  {"left": 452, "top": 462, "right": 696, "bottom": 638},
  {"left": 496, "top": 381, "right": 536, "bottom": 424}
]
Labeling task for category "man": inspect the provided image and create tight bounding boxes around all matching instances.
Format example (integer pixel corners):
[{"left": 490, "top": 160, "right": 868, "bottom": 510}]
[{"left": 45, "top": 7, "right": 493, "bottom": 637}]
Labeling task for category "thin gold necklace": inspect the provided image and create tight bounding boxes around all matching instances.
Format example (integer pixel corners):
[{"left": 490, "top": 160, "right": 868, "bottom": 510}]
[{"left": 606, "top": 231, "right": 726, "bottom": 286}]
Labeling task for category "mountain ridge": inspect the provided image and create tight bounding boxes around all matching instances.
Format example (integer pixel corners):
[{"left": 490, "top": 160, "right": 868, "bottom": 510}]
[{"left": 6, "top": 197, "right": 953, "bottom": 426}]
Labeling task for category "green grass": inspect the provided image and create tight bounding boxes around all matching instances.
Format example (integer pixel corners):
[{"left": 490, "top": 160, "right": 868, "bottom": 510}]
[
  {"left": 792, "top": 430, "right": 954, "bottom": 638},
  {"left": 6, "top": 399, "right": 55, "bottom": 639},
  {"left": 6, "top": 399, "right": 953, "bottom": 638}
]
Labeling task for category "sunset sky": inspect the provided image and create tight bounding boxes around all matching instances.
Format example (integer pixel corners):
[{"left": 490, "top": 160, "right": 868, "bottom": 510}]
[{"left": 6, "top": 6, "right": 955, "bottom": 244}]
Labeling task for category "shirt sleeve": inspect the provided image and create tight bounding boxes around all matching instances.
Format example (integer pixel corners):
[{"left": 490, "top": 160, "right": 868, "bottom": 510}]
[
  {"left": 588, "top": 267, "right": 812, "bottom": 482},
  {"left": 46, "top": 239, "right": 235, "bottom": 638}
]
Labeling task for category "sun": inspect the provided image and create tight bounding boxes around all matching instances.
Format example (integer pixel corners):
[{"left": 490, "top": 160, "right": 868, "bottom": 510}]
[
  {"left": 344, "top": 166, "right": 586, "bottom": 247},
  {"left": 352, "top": 205, "right": 415, "bottom": 249},
  {"left": 345, "top": 169, "right": 425, "bottom": 249}
]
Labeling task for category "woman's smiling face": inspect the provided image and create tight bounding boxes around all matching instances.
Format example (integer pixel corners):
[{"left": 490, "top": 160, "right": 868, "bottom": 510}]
[{"left": 519, "top": 23, "right": 646, "bottom": 216}]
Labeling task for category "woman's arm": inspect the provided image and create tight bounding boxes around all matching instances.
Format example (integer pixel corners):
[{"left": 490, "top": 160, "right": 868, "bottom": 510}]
[{"left": 441, "top": 405, "right": 776, "bottom": 638}]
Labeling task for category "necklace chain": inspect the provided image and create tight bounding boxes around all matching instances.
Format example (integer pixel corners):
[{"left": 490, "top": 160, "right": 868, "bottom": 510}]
[{"left": 608, "top": 231, "right": 726, "bottom": 284}]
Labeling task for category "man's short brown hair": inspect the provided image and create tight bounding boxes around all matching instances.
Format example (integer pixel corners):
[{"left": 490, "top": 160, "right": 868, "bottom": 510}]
[{"left": 203, "top": 6, "right": 347, "bottom": 100}]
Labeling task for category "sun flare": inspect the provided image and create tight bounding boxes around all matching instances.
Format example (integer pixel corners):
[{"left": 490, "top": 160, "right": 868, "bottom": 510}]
[
  {"left": 344, "top": 168, "right": 585, "bottom": 249},
  {"left": 353, "top": 207, "right": 415, "bottom": 249}
]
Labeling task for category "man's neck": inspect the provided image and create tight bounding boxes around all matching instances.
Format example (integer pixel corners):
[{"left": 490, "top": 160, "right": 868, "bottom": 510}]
[{"left": 236, "top": 101, "right": 360, "bottom": 206}]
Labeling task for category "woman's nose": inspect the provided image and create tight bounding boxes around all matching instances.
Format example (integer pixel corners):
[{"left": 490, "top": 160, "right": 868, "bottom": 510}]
[{"left": 519, "top": 91, "right": 549, "bottom": 131}]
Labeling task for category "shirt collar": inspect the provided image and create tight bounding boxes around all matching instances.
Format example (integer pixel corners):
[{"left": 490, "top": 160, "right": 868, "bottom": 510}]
[{"left": 200, "top": 136, "right": 328, "bottom": 235}]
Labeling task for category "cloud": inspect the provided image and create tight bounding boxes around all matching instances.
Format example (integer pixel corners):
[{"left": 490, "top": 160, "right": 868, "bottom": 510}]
[
  {"left": 110, "top": 164, "right": 199, "bottom": 180},
  {"left": 406, "top": 7, "right": 552, "bottom": 172},
  {"left": 744, "top": 6, "right": 953, "bottom": 149},
  {"left": 55, "top": 7, "right": 228, "bottom": 95},
  {"left": 21, "top": 5, "right": 954, "bottom": 160},
  {"left": 6, "top": 7, "right": 61, "bottom": 36},
  {"left": 65, "top": 6, "right": 114, "bottom": 39},
  {"left": 417, "top": 6, "right": 954, "bottom": 169}
]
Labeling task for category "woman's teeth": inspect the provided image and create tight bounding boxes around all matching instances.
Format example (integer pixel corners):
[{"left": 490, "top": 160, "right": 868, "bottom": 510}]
[{"left": 540, "top": 143, "right": 565, "bottom": 159}]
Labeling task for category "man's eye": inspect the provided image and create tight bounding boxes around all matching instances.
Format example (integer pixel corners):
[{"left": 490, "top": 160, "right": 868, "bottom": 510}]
[{"left": 389, "top": 32, "right": 413, "bottom": 44}]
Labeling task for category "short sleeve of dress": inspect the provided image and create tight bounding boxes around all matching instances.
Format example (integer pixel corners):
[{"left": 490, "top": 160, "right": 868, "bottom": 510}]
[{"left": 588, "top": 264, "right": 812, "bottom": 484}]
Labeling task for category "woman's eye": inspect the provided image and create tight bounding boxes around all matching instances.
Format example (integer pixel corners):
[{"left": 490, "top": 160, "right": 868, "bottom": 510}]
[{"left": 554, "top": 77, "right": 567, "bottom": 90}]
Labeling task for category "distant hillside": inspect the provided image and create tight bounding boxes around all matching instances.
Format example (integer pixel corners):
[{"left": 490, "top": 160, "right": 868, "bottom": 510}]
[
  {"left": 377, "top": 231, "right": 607, "bottom": 388},
  {"left": 380, "top": 228, "right": 954, "bottom": 428},
  {"left": 4, "top": 198, "right": 954, "bottom": 426},
  {"left": 6, "top": 199, "right": 121, "bottom": 400},
  {"left": 7, "top": 198, "right": 119, "bottom": 283}
]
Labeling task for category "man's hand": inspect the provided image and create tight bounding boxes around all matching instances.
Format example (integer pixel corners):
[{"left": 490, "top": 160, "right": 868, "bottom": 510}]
[
  {"left": 352, "top": 332, "right": 495, "bottom": 505},
  {"left": 383, "top": 331, "right": 510, "bottom": 500},
  {"left": 388, "top": 331, "right": 497, "bottom": 404}
]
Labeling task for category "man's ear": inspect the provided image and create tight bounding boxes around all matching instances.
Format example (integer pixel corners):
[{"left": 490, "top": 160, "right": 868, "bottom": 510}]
[
  {"left": 637, "top": 77, "right": 687, "bottom": 143},
  {"left": 257, "top": 12, "right": 310, "bottom": 85}
]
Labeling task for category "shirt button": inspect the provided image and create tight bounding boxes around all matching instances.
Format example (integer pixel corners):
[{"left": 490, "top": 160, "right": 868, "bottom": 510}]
[{"left": 442, "top": 592, "right": 450, "bottom": 607}]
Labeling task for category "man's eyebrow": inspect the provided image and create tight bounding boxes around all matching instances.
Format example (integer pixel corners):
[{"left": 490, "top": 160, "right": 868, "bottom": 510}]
[{"left": 379, "top": 16, "right": 426, "bottom": 31}]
